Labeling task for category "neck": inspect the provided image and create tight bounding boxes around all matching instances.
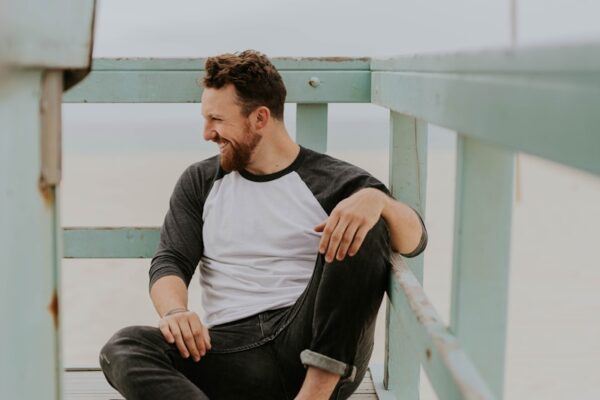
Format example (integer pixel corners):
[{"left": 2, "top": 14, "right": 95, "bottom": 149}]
[{"left": 245, "top": 124, "right": 300, "bottom": 175}]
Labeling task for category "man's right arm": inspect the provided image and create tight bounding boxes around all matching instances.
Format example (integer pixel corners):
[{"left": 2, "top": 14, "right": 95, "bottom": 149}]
[
  {"left": 149, "top": 164, "right": 212, "bottom": 362},
  {"left": 150, "top": 275, "right": 211, "bottom": 363}
]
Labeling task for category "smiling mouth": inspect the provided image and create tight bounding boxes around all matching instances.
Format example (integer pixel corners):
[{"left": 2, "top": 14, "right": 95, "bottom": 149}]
[{"left": 219, "top": 142, "right": 229, "bottom": 152}]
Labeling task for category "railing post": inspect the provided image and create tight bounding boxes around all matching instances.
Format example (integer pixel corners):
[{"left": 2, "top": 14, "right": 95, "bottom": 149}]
[
  {"left": 385, "top": 111, "right": 428, "bottom": 398},
  {"left": 450, "top": 135, "right": 514, "bottom": 398},
  {"left": 296, "top": 104, "right": 328, "bottom": 152},
  {"left": 0, "top": 70, "right": 63, "bottom": 399}
]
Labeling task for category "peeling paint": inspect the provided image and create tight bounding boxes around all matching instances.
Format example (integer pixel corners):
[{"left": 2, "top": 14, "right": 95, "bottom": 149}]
[
  {"left": 38, "top": 175, "right": 54, "bottom": 207},
  {"left": 390, "top": 254, "right": 494, "bottom": 399}
]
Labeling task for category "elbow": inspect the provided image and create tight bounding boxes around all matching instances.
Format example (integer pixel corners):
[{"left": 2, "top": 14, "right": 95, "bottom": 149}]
[
  {"left": 396, "top": 209, "right": 428, "bottom": 258},
  {"left": 398, "top": 224, "right": 428, "bottom": 258}
]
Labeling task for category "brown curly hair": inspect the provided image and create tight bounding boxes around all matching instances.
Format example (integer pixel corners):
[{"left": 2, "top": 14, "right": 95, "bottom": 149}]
[{"left": 203, "top": 50, "right": 287, "bottom": 120}]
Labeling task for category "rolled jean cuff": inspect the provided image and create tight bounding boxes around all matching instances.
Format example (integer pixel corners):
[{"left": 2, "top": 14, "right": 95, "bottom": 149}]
[{"left": 300, "top": 349, "right": 357, "bottom": 382}]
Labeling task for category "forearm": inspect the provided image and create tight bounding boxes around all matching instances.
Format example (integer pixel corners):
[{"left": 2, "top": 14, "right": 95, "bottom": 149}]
[
  {"left": 150, "top": 275, "right": 189, "bottom": 318},
  {"left": 380, "top": 195, "right": 424, "bottom": 255}
]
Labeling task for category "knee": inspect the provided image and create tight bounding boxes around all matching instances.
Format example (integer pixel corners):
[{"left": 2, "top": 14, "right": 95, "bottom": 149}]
[{"left": 99, "top": 325, "right": 154, "bottom": 374}]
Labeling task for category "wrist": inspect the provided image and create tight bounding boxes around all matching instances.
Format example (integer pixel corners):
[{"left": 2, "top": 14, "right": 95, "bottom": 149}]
[
  {"left": 163, "top": 307, "right": 188, "bottom": 317},
  {"left": 379, "top": 192, "right": 393, "bottom": 221}
]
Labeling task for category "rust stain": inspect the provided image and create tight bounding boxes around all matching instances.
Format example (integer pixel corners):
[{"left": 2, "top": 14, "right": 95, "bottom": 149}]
[
  {"left": 38, "top": 176, "right": 54, "bottom": 207},
  {"left": 48, "top": 289, "right": 59, "bottom": 329}
]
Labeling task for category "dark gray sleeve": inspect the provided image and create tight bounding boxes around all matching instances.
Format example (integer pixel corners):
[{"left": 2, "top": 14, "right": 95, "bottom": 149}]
[
  {"left": 398, "top": 207, "right": 428, "bottom": 258},
  {"left": 149, "top": 165, "right": 205, "bottom": 290}
]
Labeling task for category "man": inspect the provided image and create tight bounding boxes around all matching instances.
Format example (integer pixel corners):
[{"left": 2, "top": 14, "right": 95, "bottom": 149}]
[{"left": 100, "top": 50, "right": 427, "bottom": 400}]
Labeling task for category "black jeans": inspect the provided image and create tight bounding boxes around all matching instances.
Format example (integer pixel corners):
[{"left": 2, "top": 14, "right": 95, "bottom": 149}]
[{"left": 100, "top": 219, "right": 391, "bottom": 400}]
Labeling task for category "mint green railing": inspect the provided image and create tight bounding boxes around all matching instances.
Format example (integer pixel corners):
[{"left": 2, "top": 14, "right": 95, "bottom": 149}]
[{"left": 61, "top": 47, "right": 600, "bottom": 400}]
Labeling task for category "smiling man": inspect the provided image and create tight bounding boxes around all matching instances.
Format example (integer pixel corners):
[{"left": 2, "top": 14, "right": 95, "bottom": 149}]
[{"left": 99, "top": 50, "right": 427, "bottom": 400}]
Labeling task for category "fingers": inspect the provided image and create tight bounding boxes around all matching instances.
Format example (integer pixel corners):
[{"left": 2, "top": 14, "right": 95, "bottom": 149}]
[
  {"left": 336, "top": 221, "right": 360, "bottom": 261},
  {"left": 189, "top": 315, "right": 209, "bottom": 357},
  {"left": 347, "top": 225, "right": 370, "bottom": 257},
  {"left": 162, "top": 312, "right": 210, "bottom": 362},
  {"left": 314, "top": 222, "right": 326, "bottom": 233},
  {"left": 318, "top": 214, "right": 339, "bottom": 258},
  {"left": 324, "top": 218, "right": 349, "bottom": 263},
  {"left": 179, "top": 320, "right": 201, "bottom": 362},
  {"left": 202, "top": 324, "right": 212, "bottom": 352},
  {"left": 168, "top": 320, "right": 190, "bottom": 360},
  {"left": 159, "top": 319, "right": 175, "bottom": 344}
]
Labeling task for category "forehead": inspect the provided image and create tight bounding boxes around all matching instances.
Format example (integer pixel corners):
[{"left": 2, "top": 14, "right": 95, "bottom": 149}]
[{"left": 201, "top": 84, "right": 240, "bottom": 116}]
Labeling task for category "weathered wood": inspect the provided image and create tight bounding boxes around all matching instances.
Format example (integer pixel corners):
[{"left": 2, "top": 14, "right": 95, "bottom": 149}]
[
  {"left": 388, "top": 254, "right": 494, "bottom": 400},
  {"left": 0, "top": 70, "right": 63, "bottom": 399},
  {"left": 0, "top": 1, "right": 95, "bottom": 68},
  {"left": 450, "top": 136, "right": 514, "bottom": 398},
  {"left": 384, "top": 112, "right": 427, "bottom": 398},
  {"left": 296, "top": 104, "right": 328, "bottom": 152},
  {"left": 371, "top": 69, "right": 600, "bottom": 176},
  {"left": 371, "top": 44, "right": 600, "bottom": 72},
  {"left": 64, "top": 71, "right": 370, "bottom": 104},
  {"left": 90, "top": 57, "right": 371, "bottom": 71},
  {"left": 63, "top": 367, "right": 380, "bottom": 399},
  {"left": 63, "top": 227, "right": 159, "bottom": 258}
]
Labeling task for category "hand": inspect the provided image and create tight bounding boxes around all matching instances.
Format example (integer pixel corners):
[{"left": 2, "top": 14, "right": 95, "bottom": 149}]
[
  {"left": 159, "top": 310, "right": 211, "bottom": 362},
  {"left": 315, "top": 188, "right": 387, "bottom": 263}
]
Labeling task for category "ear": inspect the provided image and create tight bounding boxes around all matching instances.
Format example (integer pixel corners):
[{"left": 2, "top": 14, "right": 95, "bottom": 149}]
[{"left": 254, "top": 106, "right": 270, "bottom": 131}]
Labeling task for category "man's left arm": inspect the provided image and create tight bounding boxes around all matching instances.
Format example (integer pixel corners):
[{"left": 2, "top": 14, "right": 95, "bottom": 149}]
[{"left": 316, "top": 188, "right": 426, "bottom": 263}]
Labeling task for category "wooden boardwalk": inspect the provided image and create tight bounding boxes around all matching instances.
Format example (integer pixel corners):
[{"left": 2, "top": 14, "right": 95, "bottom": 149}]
[{"left": 64, "top": 368, "right": 379, "bottom": 399}]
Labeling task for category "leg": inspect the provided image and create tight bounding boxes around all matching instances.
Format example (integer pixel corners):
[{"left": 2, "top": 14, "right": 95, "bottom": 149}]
[
  {"left": 100, "top": 319, "right": 288, "bottom": 400},
  {"left": 99, "top": 326, "right": 209, "bottom": 400},
  {"left": 272, "top": 218, "right": 391, "bottom": 399}
]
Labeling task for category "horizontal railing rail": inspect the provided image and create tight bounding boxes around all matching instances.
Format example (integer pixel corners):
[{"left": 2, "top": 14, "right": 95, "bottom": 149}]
[
  {"left": 63, "top": 58, "right": 371, "bottom": 104},
  {"left": 371, "top": 45, "right": 600, "bottom": 176}
]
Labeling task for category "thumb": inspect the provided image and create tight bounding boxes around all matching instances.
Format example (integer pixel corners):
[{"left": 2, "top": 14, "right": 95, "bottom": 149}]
[{"left": 314, "top": 222, "right": 326, "bottom": 232}]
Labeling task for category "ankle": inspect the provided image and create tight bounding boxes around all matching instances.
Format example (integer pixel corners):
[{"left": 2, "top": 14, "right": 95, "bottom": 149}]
[{"left": 294, "top": 366, "right": 340, "bottom": 400}]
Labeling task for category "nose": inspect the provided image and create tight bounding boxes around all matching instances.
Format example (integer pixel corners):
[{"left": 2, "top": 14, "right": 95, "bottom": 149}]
[{"left": 203, "top": 121, "right": 218, "bottom": 142}]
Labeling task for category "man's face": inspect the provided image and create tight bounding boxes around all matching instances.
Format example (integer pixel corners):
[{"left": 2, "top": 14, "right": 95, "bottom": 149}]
[{"left": 201, "top": 85, "right": 262, "bottom": 172}]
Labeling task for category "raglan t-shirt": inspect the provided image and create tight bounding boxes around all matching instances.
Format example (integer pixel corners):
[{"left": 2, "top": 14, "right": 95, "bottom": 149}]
[{"left": 149, "top": 146, "right": 428, "bottom": 328}]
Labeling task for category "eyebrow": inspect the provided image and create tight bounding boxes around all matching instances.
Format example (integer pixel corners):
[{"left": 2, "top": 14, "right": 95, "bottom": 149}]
[{"left": 205, "top": 112, "right": 224, "bottom": 119}]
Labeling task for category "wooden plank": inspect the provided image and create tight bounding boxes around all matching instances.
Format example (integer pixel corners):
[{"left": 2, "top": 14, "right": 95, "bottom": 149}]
[
  {"left": 0, "top": 70, "right": 62, "bottom": 399},
  {"left": 63, "top": 227, "right": 159, "bottom": 259},
  {"left": 63, "top": 71, "right": 371, "bottom": 104},
  {"left": 63, "top": 368, "right": 379, "bottom": 399},
  {"left": 385, "top": 112, "right": 427, "bottom": 398},
  {"left": 371, "top": 44, "right": 600, "bottom": 72},
  {"left": 450, "top": 136, "right": 514, "bottom": 398},
  {"left": 371, "top": 70, "right": 600, "bottom": 176},
  {"left": 296, "top": 104, "right": 328, "bottom": 152},
  {"left": 388, "top": 254, "right": 494, "bottom": 400},
  {"left": 91, "top": 57, "right": 371, "bottom": 71},
  {"left": 1, "top": 0, "right": 95, "bottom": 68}
]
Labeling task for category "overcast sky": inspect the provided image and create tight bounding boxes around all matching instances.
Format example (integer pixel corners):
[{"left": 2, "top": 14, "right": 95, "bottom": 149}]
[
  {"left": 92, "top": 0, "right": 511, "bottom": 58},
  {"left": 92, "top": 0, "right": 600, "bottom": 59}
]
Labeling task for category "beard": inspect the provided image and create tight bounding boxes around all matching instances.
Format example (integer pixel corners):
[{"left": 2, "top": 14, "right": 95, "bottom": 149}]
[{"left": 219, "top": 123, "right": 262, "bottom": 172}]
